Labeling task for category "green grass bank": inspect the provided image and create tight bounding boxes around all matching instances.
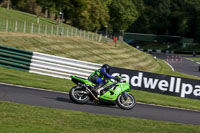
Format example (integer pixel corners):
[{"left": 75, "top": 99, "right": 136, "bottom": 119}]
[{"left": 0, "top": 101, "right": 199, "bottom": 133}]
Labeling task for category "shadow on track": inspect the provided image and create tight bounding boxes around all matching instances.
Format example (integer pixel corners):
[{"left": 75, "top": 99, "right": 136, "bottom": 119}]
[
  {"left": 53, "top": 96, "right": 120, "bottom": 109},
  {"left": 56, "top": 97, "right": 72, "bottom": 103}
]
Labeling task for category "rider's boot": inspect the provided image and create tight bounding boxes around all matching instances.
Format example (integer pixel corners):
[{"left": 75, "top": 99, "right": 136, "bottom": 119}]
[{"left": 92, "top": 84, "right": 102, "bottom": 95}]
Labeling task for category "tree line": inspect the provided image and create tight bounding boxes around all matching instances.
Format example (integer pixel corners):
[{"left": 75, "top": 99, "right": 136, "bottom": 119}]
[{"left": 0, "top": 0, "right": 200, "bottom": 42}]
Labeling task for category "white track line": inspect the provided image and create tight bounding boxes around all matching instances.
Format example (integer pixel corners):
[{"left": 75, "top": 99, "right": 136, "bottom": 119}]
[
  {"left": 164, "top": 60, "right": 175, "bottom": 71},
  {"left": 183, "top": 57, "right": 194, "bottom": 62},
  {"left": 0, "top": 82, "right": 68, "bottom": 94},
  {"left": 0, "top": 82, "right": 200, "bottom": 113},
  {"left": 183, "top": 58, "right": 200, "bottom": 65},
  {"left": 136, "top": 102, "right": 200, "bottom": 113}
]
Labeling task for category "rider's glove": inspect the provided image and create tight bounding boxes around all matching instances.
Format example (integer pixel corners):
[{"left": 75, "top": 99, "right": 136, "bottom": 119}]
[{"left": 115, "top": 76, "right": 121, "bottom": 82}]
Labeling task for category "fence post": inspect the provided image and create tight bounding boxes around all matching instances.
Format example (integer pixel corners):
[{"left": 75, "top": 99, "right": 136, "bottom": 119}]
[
  {"left": 23, "top": 21, "right": 26, "bottom": 33},
  {"left": 62, "top": 27, "right": 64, "bottom": 36},
  {"left": 61, "top": 27, "right": 64, "bottom": 36},
  {"left": 99, "top": 34, "right": 102, "bottom": 42},
  {"left": 38, "top": 24, "right": 40, "bottom": 34},
  {"left": 96, "top": 31, "right": 98, "bottom": 41},
  {"left": 66, "top": 28, "right": 68, "bottom": 36},
  {"left": 15, "top": 20, "right": 18, "bottom": 32},
  {"left": 83, "top": 30, "right": 85, "bottom": 39},
  {"left": 51, "top": 25, "right": 53, "bottom": 35},
  {"left": 6, "top": 20, "right": 8, "bottom": 32},
  {"left": 0, "top": 20, "right": 1, "bottom": 31},
  {"left": 80, "top": 30, "right": 82, "bottom": 37},
  {"left": 31, "top": 23, "right": 33, "bottom": 33},
  {"left": 92, "top": 33, "right": 94, "bottom": 40},
  {"left": 56, "top": 26, "right": 59, "bottom": 35},
  {"left": 75, "top": 29, "right": 78, "bottom": 36},
  {"left": 45, "top": 24, "right": 47, "bottom": 34},
  {"left": 68, "top": 28, "right": 70, "bottom": 36},
  {"left": 88, "top": 32, "right": 90, "bottom": 40},
  {"left": 71, "top": 28, "right": 73, "bottom": 36}
]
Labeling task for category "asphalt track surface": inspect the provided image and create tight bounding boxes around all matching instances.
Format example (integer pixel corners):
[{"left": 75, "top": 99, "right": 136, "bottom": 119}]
[
  {"left": 152, "top": 53, "right": 200, "bottom": 77},
  {"left": 0, "top": 83, "right": 200, "bottom": 125}
]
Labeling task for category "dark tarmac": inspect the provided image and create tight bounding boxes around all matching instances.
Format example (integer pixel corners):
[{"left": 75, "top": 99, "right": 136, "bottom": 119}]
[
  {"left": 0, "top": 83, "right": 200, "bottom": 125},
  {"left": 152, "top": 53, "right": 200, "bottom": 77}
]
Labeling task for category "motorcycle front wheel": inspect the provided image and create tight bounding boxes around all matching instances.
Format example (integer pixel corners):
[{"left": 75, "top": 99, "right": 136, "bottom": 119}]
[
  {"left": 69, "top": 86, "right": 89, "bottom": 104},
  {"left": 116, "top": 93, "right": 136, "bottom": 110}
]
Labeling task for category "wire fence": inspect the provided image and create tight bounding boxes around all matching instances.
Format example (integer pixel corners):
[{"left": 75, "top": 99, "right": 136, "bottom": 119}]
[{"left": 0, "top": 19, "right": 109, "bottom": 43}]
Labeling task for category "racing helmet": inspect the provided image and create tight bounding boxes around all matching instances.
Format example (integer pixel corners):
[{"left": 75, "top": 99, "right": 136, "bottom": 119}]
[{"left": 102, "top": 64, "right": 110, "bottom": 73}]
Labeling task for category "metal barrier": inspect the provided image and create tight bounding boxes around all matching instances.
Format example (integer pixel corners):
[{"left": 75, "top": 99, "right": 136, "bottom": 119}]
[
  {"left": 0, "top": 45, "right": 101, "bottom": 79},
  {"left": 29, "top": 52, "right": 102, "bottom": 79},
  {"left": 0, "top": 45, "right": 32, "bottom": 71}
]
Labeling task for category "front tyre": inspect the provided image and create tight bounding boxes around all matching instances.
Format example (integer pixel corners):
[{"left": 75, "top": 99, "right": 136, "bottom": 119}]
[
  {"left": 69, "top": 86, "right": 89, "bottom": 104},
  {"left": 116, "top": 93, "right": 136, "bottom": 110}
]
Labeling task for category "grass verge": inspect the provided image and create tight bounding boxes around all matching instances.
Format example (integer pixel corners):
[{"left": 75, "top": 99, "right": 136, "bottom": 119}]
[
  {"left": 185, "top": 57, "right": 200, "bottom": 61},
  {"left": 0, "top": 32, "right": 160, "bottom": 72},
  {"left": 0, "top": 101, "right": 200, "bottom": 133},
  {"left": 0, "top": 7, "right": 68, "bottom": 27},
  {"left": 0, "top": 66, "right": 74, "bottom": 92}
]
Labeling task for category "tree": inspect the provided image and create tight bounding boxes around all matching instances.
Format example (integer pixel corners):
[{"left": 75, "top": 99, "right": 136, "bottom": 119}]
[
  {"left": 130, "top": 0, "right": 174, "bottom": 35},
  {"left": 108, "top": 0, "right": 138, "bottom": 33},
  {"left": 169, "top": 0, "right": 200, "bottom": 41},
  {"left": 184, "top": 0, "right": 200, "bottom": 40},
  {"left": 7, "top": 0, "right": 10, "bottom": 9},
  {"left": 61, "top": 0, "right": 88, "bottom": 28},
  {"left": 36, "top": 0, "right": 57, "bottom": 18},
  {"left": 196, "top": 18, "right": 200, "bottom": 42},
  {"left": 15, "top": 0, "right": 39, "bottom": 14},
  {"left": 35, "top": 5, "right": 42, "bottom": 23},
  {"left": 0, "top": 0, "right": 12, "bottom": 9},
  {"left": 127, "top": 0, "right": 148, "bottom": 33},
  {"left": 62, "top": 0, "right": 109, "bottom": 31},
  {"left": 143, "top": 0, "right": 171, "bottom": 35}
]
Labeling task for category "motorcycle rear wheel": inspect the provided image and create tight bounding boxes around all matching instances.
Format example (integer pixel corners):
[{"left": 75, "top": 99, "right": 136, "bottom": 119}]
[
  {"left": 69, "top": 86, "right": 89, "bottom": 104},
  {"left": 116, "top": 93, "right": 136, "bottom": 110}
]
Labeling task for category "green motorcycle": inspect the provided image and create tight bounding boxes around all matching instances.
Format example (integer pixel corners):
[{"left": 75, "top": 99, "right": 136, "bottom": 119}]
[{"left": 69, "top": 75, "right": 136, "bottom": 110}]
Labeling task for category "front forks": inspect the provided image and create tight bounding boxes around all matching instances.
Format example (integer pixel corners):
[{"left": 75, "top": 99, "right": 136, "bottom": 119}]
[{"left": 122, "top": 91, "right": 128, "bottom": 100}]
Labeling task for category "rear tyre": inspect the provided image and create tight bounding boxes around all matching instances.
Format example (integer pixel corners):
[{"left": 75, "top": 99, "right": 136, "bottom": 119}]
[
  {"left": 116, "top": 93, "right": 136, "bottom": 110},
  {"left": 69, "top": 86, "right": 89, "bottom": 104}
]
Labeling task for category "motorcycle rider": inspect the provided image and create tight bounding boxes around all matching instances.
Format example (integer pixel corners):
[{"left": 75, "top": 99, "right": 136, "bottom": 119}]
[{"left": 88, "top": 64, "right": 118, "bottom": 95}]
